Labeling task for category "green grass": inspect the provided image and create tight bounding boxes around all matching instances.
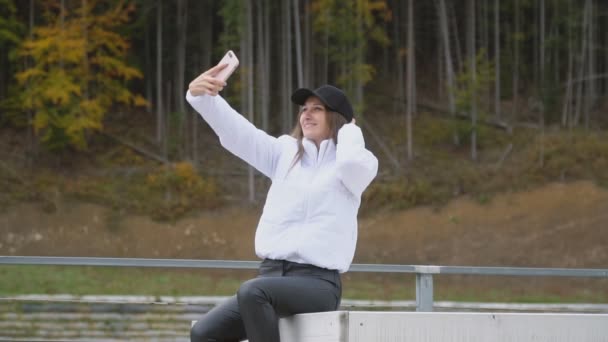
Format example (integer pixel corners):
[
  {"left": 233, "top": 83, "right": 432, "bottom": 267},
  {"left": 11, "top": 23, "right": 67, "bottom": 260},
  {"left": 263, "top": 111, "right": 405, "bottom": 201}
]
[
  {"left": 2, "top": 266, "right": 607, "bottom": 303},
  {"left": 0, "top": 265, "right": 253, "bottom": 296}
]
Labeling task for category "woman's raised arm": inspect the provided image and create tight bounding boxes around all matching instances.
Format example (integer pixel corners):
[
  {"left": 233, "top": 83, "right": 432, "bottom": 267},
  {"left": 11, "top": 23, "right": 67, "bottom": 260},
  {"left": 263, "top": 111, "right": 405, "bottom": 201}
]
[{"left": 186, "top": 67, "right": 282, "bottom": 179}]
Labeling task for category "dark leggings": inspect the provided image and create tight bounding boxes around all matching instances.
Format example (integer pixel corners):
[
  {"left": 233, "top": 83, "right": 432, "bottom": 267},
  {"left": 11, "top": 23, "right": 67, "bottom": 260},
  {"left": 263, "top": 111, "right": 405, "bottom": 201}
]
[{"left": 190, "top": 259, "right": 342, "bottom": 342}]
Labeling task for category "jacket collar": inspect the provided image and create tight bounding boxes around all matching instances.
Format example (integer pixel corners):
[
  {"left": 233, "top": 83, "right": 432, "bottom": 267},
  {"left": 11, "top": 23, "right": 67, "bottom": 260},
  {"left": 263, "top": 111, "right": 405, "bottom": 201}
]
[{"left": 302, "top": 138, "right": 336, "bottom": 166}]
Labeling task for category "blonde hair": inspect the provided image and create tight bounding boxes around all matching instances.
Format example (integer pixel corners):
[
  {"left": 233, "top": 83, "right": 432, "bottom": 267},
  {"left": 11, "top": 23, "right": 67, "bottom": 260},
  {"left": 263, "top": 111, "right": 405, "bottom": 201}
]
[{"left": 289, "top": 109, "right": 348, "bottom": 170}]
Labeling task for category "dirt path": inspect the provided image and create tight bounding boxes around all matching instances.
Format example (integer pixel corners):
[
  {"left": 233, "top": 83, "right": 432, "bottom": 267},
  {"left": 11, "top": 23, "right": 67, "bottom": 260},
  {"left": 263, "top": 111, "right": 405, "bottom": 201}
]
[{"left": 1, "top": 181, "right": 608, "bottom": 269}]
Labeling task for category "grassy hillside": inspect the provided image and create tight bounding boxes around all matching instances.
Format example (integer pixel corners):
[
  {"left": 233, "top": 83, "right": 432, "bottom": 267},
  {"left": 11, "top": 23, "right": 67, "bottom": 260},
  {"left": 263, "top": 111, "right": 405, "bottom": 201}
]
[{"left": 2, "top": 111, "right": 608, "bottom": 222}]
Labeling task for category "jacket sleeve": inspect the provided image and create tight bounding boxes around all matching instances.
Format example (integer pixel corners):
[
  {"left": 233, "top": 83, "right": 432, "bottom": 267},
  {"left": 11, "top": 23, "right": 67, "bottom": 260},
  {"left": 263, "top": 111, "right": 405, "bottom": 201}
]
[
  {"left": 335, "top": 123, "right": 379, "bottom": 198},
  {"left": 186, "top": 90, "right": 281, "bottom": 178}
]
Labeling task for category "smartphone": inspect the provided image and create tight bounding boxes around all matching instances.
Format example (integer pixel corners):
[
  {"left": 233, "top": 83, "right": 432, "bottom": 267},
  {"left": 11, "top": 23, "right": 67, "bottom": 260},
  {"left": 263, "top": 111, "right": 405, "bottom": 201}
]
[{"left": 215, "top": 50, "right": 239, "bottom": 82}]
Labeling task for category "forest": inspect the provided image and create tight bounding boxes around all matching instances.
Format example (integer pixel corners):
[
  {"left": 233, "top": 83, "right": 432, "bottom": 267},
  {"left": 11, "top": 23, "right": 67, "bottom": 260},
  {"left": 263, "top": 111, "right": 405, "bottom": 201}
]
[{"left": 1, "top": 0, "right": 608, "bottom": 218}]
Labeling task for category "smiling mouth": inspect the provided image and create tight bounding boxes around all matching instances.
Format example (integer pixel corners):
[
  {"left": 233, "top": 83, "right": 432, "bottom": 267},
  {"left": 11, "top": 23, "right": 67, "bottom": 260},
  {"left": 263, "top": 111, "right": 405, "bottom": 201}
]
[{"left": 302, "top": 123, "right": 317, "bottom": 129}]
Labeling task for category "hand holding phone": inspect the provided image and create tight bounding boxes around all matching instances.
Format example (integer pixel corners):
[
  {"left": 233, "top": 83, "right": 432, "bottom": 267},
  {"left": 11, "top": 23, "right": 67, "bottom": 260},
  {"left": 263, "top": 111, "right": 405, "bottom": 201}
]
[
  {"left": 215, "top": 50, "right": 239, "bottom": 82},
  {"left": 188, "top": 50, "right": 239, "bottom": 96}
]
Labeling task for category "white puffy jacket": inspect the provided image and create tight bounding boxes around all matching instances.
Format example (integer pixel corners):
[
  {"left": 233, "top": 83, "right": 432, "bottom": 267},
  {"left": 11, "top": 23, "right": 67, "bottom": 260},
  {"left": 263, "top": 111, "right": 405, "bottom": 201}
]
[{"left": 186, "top": 91, "right": 378, "bottom": 273}]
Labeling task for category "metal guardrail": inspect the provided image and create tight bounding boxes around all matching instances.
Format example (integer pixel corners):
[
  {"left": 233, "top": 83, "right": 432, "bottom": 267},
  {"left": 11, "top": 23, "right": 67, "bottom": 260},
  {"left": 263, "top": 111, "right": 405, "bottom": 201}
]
[{"left": 2, "top": 256, "right": 607, "bottom": 312}]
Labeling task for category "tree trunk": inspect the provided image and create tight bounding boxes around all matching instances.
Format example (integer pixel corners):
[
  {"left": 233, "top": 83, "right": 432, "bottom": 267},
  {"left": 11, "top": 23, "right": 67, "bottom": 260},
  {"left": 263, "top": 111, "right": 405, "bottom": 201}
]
[
  {"left": 562, "top": 0, "right": 574, "bottom": 128},
  {"left": 467, "top": 0, "right": 477, "bottom": 161},
  {"left": 480, "top": 0, "right": 490, "bottom": 113},
  {"left": 355, "top": 1, "right": 364, "bottom": 109},
  {"left": 393, "top": 0, "right": 404, "bottom": 114},
  {"left": 448, "top": 0, "right": 463, "bottom": 73},
  {"left": 585, "top": 0, "right": 595, "bottom": 130},
  {"left": 605, "top": 20, "right": 608, "bottom": 97},
  {"left": 281, "top": 0, "right": 288, "bottom": 131},
  {"left": 573, "top": 0, "right": 590, "bottom": 126},
  {"left": 82, "top": 0, "right": 89, "bottom": 101},
  {"left": 265, "top": 1, "right": 271, "bottom": 129},
  {"left": 164, "top": 80, "right": 171, "bottom": 161},
  {"left": 552, "top": 20, "right": 559, "bottom": 96},
  {"left": 282, "top": 0, "right": 294, "bottom": 133},
  {"left": 27, "top": 0, "right": 37, "bottom": 166},
  {"left": 60, "top": 0, "right": 65, "bottom": 68},
  {"left": 539, "top": 0, "right": 545, "bottom": 167},
  {"left": 0, "top": 41, "right": 4, "bottom": 100},
  {"left": 539, "top": 0, "right": 545, "bottom": 91},
  {"left": 176, "top": 0, "right": 187, "bottom": 115},
  {"left": 437, "top": 30, "right": 443, "bottom": 101},
  {"left": 246, "top": 0, "right": 255, "bottom": 202},
  {"left": 156, "top": 0, "right": 164, "bottom": 146},
  {"left": 532, "top": 0, "right": 538, "bottom": 90},
  {"left": 304, "top": 0, "right": 311, "bottom": 86},
  {"left": 494, "top": 0, "right": 500, "bottom": 120},
  {"left": 437, "top": 0, "right": 457, "bottom": 144},
  {"left": 511, "top": 0, "right": 519, "bottom": 132},
  {"left": 321, "top": 12, "right": 329, "bottom": 85},
  {"left": 406, "top": 0, "right": 415, "bottom": 161},
  {"left": 293, "top": 0, "right": 304, "bottom": 88},
  {"left": 144, "top": 4, "right": 152, "bottom": 114},
  {"left": 257, "top": 0, "right": 269, "bottom": 131},
  {"left": 176, "top": 0, "right": 188, "bottom": 159}
]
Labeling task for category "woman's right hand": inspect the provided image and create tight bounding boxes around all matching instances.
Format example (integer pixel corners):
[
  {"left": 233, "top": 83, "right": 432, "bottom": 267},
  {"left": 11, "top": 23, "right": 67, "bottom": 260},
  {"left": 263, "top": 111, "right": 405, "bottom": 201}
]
[{"left": 188, "top": 64, "right": 228, "bottom": 97}]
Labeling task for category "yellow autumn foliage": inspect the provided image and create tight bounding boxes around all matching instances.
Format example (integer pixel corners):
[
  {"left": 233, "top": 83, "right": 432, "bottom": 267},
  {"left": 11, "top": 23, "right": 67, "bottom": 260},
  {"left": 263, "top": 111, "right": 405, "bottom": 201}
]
[{"left": 16, "top": 0, "right": 146, "bottom": 150}]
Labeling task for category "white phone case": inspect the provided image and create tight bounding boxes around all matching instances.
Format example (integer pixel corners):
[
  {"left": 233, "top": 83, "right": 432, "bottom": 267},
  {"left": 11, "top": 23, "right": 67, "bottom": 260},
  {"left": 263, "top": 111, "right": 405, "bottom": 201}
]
[{"left": 216, "top": 50, "right": 239, "bottom": 82}]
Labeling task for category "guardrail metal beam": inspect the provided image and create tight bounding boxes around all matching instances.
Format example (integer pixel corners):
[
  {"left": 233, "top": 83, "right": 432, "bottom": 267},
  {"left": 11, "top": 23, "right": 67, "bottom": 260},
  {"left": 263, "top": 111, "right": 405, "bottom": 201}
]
[{"left": 2, "top": 256, "right": 607, "bottom": 312}]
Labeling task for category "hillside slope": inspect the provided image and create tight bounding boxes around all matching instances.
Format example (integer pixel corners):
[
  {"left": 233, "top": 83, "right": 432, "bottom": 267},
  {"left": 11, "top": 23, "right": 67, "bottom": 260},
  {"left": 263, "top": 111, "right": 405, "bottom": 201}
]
[{"left": 2, "top": 181, "right": 607, "bottom": 270}]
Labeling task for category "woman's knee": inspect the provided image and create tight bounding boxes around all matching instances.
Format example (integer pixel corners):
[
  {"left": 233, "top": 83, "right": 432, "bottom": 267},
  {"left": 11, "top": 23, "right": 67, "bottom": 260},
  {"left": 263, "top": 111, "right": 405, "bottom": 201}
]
[
  {"left": 190, "top": 321, "right": 214, "bottom": 342},
  {"left": 237, "top": 278, "right": 267, "bottom": 307},
  {"left": 190, "top": 320, "right": 226, "bottom": 342}
]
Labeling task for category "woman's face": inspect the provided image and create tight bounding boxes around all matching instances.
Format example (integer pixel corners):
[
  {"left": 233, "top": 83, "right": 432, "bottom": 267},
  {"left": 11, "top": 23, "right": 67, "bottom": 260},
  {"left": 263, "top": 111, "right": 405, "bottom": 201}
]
[{"left": 299, "top": 97, "right": 330, "bottom": 146}]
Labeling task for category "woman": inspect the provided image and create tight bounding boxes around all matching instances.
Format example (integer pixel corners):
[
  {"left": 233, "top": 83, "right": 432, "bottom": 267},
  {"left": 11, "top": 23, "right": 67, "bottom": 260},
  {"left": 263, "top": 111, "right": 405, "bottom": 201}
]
[{"left": 187, "top": 63, "right": 378, "bottom": 342}]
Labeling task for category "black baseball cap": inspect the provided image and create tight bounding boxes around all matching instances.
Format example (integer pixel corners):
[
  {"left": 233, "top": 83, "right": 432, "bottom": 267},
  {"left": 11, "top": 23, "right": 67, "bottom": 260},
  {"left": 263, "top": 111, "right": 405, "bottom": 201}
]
[{"left": 291, "top": 85, "right": 354, "bottom": 122}]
